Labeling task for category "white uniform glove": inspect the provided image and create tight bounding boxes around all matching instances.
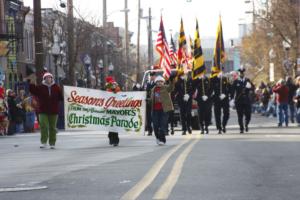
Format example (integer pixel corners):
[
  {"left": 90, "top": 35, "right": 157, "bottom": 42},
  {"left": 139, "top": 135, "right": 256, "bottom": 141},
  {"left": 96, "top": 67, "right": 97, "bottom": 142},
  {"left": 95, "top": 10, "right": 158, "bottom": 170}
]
[
  {"left": 229, "top": 99, "right": 235, "bottom": 107},
  {"left": 202, "top": 95, "right": 208, "bottom": 101},
  {"left": 246, "top": 82, "right": 252, "bottom": 89},
  {"left": 183, "top": 94, "right": 190, "bottom": 102},
  {"left": 220, "top": 94, "right": 226, "bottom": 100}
]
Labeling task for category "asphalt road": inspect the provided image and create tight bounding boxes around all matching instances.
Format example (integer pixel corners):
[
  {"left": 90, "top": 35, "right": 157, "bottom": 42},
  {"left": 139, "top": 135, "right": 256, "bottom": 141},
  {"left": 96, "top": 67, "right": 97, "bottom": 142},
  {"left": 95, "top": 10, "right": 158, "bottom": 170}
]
[{"left": 0, "top": 111, "right": 300, "bottom": 200}]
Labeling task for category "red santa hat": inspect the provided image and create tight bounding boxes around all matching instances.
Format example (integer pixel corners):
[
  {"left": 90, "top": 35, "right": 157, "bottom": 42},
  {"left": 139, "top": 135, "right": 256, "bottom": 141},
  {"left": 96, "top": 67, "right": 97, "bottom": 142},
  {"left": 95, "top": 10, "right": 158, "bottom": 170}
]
[
  {"left": 43, "top": 72, "right": 53, "bottom": 80},
  {"left": 105, "top": 76, "right": 115, "bottom": 83}
]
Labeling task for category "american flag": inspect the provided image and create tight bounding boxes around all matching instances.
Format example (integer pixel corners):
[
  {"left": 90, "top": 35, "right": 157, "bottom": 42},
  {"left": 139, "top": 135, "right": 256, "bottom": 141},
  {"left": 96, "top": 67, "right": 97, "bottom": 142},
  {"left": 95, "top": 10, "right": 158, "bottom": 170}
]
[
  {"left": 155, "top": 16, "right": 171, "bottom": 78},
  {"left": 169, "top": 35, "right": 178, "bottom": 68}
]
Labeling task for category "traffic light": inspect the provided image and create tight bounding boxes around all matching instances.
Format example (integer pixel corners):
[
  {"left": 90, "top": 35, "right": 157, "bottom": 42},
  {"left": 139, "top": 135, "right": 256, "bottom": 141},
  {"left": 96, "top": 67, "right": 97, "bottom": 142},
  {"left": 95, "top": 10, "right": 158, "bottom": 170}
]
[{"left": 0, "top": 41, "right": 9, "bottom": 56}]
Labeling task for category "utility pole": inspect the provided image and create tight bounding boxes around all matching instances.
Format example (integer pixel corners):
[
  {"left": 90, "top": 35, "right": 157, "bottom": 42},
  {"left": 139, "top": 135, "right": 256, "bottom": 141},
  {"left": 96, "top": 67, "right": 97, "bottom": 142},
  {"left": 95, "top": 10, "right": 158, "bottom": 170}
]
[
  {"left": 102, "top": 0, "right": 107, "bottom": 88},
  {"left": 33, "top": 0, "right": 44, "bottom": 84},
  {"left": 136, "top": 0, "right": 141, "bottom": 82},
  {"left": 124, "top": 0, "right": 129, "bottom": 90},
  {"left": 67, "top": 0, "right": 75, "bottom": 85},
  {"left": 148, "top": 7, "right": 153, "bottom": 67}
]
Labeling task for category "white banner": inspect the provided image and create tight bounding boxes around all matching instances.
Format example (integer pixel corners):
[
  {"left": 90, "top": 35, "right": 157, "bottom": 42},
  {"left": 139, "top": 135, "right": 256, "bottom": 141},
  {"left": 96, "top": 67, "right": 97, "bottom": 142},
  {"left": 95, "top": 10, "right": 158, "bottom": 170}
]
[{"left": 64, "top": 86, "right": 146, "bottom": 134}]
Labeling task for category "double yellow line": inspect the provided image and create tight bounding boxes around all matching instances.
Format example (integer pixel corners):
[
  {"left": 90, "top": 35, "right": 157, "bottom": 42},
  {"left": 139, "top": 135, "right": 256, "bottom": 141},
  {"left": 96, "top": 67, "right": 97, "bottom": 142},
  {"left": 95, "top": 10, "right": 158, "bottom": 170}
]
[{"left": 121, "top": 135, "right": 201, "bottom": 200}]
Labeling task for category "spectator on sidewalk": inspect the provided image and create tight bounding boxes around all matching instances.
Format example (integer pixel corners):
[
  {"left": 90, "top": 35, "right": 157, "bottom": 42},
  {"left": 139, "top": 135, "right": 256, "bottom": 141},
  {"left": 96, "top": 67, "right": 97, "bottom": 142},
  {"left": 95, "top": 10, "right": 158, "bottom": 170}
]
[
  {"left": 294, "top": 76, "right": 300, "bottom": 126},
  {"left": 294, "top": 88, "right": 300, "bottom": 126},
  {"left": 22, "top": 94, "right": 36, "bottom": 133},
  {"left": 6, "top": 89, "right": 23, "bottom": 135},
  {"left": 286, "top": 76, "right": 297, "bottom": 123},
  {"left": 29, "top": 72, "right": 63, "bottom": 149},
  {"left": 272, "top": 79, "right": 289, "bottom": 127},
  {"left": 15, "top": 89, "right": 26, "bottom": 133}
]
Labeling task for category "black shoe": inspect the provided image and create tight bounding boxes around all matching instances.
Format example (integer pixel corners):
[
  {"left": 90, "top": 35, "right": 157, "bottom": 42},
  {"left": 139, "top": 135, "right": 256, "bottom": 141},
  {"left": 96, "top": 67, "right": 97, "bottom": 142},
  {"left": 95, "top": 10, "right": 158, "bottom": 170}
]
[
  {"left": 205, "top": 127, "right": 209, "bottom": 134},
  {"left": 245, "top": 125, "right": 248, "bottom": 132},
  {"left": 201, "top": 129, "right": 204, "bottom": 134},
  {"left": 240, "top": 130, "right": 244, "bottom": 134},
  {"left": 278, "top": 123, "right": 282, "bottom": 127},
  {"left": 218, "top": 129, "right": 222, "bottom": 134},
  {"left": 147, "top": 133, "right": 152, "bottom": 136},
  {"left": 187, "top": 128, "right": 192, "bottom": 134},
  {"left": 222, "top": 127, "right": 226, "bottom": 133},
  {"left": 113, "top": 143, "right": 118, "bottom": 147},
  {"left": 182, "top": 131, "right": 186, "bottom": 135},
  {"left": 171, "top": 130, "right": 174, "bottom": 135}
]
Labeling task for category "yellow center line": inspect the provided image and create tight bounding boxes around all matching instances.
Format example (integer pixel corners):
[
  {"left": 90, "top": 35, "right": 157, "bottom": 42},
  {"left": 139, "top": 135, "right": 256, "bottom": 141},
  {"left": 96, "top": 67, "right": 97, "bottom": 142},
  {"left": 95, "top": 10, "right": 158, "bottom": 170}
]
[
  {"left": 120, "top": 139, "right": 191, "bottom": 200},
  {"left": 153, "top": 139, "right": 199, "bottom": 200}
]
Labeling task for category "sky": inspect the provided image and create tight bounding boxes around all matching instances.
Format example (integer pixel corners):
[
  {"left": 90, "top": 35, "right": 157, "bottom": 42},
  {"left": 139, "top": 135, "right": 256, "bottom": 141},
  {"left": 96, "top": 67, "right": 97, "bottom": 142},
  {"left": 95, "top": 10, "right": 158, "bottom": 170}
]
[{"left": 23, "top": 0, "right": 251, "bottom": 45}]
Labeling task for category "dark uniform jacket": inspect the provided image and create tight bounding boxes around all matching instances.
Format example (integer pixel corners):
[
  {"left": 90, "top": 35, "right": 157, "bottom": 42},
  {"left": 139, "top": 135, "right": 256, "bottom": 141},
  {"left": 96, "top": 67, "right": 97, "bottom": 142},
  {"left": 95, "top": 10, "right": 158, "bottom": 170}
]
[
  {"left": 193, "top": 76, "right": 212, "bottom": 103},
  {"left": 174, "top": 77, "right": 193, "bottom": 105},
  {"left": 231, "top": 77, "right": 253, "bottom": 105},
  {"left": 210, "top": 76, "right": 231, "bottom": 102}
]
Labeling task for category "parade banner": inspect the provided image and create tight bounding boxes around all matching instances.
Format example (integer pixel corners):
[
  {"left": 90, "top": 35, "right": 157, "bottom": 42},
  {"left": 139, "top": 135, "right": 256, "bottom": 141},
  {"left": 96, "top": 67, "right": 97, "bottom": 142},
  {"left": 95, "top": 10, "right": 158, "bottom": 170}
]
[{"left": 64, "top": 86, "right": 146, "bottom": 134}]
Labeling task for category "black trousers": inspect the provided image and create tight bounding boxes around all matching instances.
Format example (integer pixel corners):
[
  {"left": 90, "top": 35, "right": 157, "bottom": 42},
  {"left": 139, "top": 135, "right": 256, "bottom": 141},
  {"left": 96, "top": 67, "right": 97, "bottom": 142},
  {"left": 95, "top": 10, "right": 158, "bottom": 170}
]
[
  {"left": 179, "top": 101, "right": 192, "bottom": 131},
  {"left": 197, "top": 101, "right": 212, "bottom": 129},
  {"left": 146, "top": 104, "right": 153, "bottom": 133},
  {"left": 235, "top": 103, "right": 252, "bottom": 131},
  {"left": 214, "top": 100, "right": 230, "bottom": 130},
  {"left": 108, "top": 132, "right": 119, "bottom": 145},
  {"left": 168, "top": 110, "right": 175, "bottom": 132}
]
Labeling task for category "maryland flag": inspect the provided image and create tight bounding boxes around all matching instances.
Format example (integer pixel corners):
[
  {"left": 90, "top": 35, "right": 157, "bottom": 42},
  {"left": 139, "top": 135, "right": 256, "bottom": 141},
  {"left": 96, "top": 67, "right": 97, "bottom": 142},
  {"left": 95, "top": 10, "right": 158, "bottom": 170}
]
[
  {"left": 211, "top": 16, "right": 226, "bottom": 77},
  {"left": 187, "top": 35, "right": 194, "bottom": 69},
  {"left": 192, "top": 19, "right": 206, "bottom": 80},
  {"left": 155, "top": 16, "right": 172, "bottom": 78},
  {"left": 176, "top": 18, "right": 188, "bottom": 75}
]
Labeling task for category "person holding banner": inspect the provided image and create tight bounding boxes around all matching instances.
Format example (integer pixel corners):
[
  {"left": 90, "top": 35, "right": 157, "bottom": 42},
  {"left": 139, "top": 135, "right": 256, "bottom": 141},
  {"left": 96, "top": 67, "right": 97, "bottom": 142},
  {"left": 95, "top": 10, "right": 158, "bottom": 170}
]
[
  {"left": 29, "top": 72, "right": 63, "bottom": 149},
  {"left": 105, "top": 76, "right": 121, "bottom": 146},
  {"left": 151, "top": 75, "right": 175, "bottom": 145}
]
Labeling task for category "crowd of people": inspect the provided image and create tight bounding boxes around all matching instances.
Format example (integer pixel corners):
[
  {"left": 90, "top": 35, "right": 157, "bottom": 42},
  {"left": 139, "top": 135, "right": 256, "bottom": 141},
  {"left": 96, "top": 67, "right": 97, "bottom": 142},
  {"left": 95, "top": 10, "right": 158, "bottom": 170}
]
[
  {"left": 252, "top": 76, "right": 300, "bottom": 127},
  {"left": 143, "top": 68, "right": 300, "bottom": 145},
  {"left": 0, "top": 68, "right": 300, "bottom": 148}
]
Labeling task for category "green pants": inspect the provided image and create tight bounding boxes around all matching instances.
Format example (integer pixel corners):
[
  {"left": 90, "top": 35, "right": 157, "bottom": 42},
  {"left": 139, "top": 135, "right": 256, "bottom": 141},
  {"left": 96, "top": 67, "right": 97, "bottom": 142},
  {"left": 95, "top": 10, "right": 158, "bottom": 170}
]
[{"left": 39, "top": 114, "right": 58, "bottom": 145}]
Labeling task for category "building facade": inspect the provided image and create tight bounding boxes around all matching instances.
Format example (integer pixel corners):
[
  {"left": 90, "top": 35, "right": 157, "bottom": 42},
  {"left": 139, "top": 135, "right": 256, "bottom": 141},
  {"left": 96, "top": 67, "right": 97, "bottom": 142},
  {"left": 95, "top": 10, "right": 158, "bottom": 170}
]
[{"left": 0, "top": 0, "right": 29, "bottom": 90}]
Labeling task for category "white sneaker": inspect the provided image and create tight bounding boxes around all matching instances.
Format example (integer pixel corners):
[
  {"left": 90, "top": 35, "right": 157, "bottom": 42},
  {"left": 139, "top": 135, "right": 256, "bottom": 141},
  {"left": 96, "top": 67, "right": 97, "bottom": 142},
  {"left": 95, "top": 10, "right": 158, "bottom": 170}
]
[
  {"left": 40, "top": 144, "right": 47, "bottom": 149},
  {"left": 156, "top": 139, "right": 160, "bottom": 145},
  {"left": 50, "top": 145, "right": 55, "bottom": 149}
]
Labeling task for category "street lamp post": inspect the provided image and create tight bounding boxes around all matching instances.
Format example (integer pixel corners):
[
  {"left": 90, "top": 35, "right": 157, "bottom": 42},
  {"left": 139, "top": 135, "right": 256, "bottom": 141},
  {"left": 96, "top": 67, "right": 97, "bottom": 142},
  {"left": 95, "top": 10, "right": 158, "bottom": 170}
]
[
  {"left": 52, "top": 34, "right": 61, "bottom": 84},
  {"left": 124, "top": 0, "right": 129, "bottom": 90},
  {"left": 283, "top": 40, "right": 292, "bottom": 77},
  {"left": 108, "top": 62, "right": 114, "bottom": 75},
  {"left": 98, "top": 59, "right": 104, "bottom": 88},
  {"left": 83, "top": 54, "right": 92, "bottom": 88},
  {"left": 269, "top": 48, "right": 276, "bottom": 82}
]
